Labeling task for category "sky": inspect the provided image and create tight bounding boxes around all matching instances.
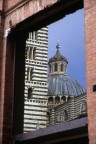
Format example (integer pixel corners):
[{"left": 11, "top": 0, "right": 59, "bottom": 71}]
[{"left": 48, "top": 9, "right": 86, "bottom": 88}]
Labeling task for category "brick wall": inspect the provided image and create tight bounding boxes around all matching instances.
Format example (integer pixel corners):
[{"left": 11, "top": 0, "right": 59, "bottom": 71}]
[
  {"left": 4, "top": 0, "right": 58, "bottom": 12},
  {"left": 0, "top": 0, "right": 3, "bottom": 11},
  {"left": 0, "top": 0, "right": 96, "bottom": 143},
  {"left": 4, "top": 0, "right": 58, "bottom": 30},
  {"left": 0, "top": 14, "right": 5, "bottom": 143},
  {"left": 84, "top": 0, "right": 96, "bottom": 143},
  {"left": 4, "top": 0, "right": 21, "bottom": 11}
]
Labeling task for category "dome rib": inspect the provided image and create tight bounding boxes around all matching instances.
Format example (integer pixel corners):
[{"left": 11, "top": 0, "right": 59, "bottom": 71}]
[{"left": 48, "top": 75, "right": 86, "bottom": 96}]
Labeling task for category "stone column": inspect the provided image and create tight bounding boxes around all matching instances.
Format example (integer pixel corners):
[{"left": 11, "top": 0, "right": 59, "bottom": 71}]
[
  {"left": 58, "top": 63, "right": 61, "bottom": 72},
  {"left": 30, "top": 32, "right": 32, "bottom": 40},
  {"left": 27, "top": 46, "right": 29, "bottom": 59},
  {"left": 66, "top": 96, "right": 68, "bottom": 102},
  {"left": 33, "top": 31, "right": 35, "bottom": 40}
]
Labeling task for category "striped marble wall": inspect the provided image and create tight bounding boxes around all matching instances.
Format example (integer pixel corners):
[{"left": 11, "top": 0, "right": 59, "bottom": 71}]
[{"left": 23, "top": 27, "right": 48, "bottom": 132}]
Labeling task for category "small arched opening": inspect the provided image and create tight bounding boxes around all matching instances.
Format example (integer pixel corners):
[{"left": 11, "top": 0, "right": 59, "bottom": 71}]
[
  {"left": 64, "top": 110, "right": 68, "bottom": 121},
  {"left": 28, "top": 87, "right": 33, "bottom": 99},
  {"left": 61, "top": 96, "right": 66, "bottom": 104},
  {"left": 55, "top": 96, "right": 60, "bottom": 105},
  {"left": 54, "top": 63, "right": 58, "bottom": 72},
  {"left": 61, "top": 63, "right": 63, "bottom": 72},
  {"left": 48, "top": 97, "right": 53, "bottom": 105}
]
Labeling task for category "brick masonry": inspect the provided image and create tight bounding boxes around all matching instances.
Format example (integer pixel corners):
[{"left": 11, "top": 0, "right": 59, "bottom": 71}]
[
  {"left": 84, "top": 0, "right": 96, "bottom": 144},
  {"left": 0, "top": 13, "right": 5, "bottom": 143},
  {"left": 1, "top": 1, "right": 59, "bottom": 143},
  {"left": 0, "top": 0, "right": 96, "bottom": 143},
  {"left": 0, "top": 0, "right": 3, "bottom": 11},
  {"left": 4, "top": 0, "right": 58, "bottom": 30}
]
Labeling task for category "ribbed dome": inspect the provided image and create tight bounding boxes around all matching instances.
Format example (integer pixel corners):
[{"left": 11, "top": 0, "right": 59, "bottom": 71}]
[{"left": 48, "top": 75, "right": 85, "bottom": 96}]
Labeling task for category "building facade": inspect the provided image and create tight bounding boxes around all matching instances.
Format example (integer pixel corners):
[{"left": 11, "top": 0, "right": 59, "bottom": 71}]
[
  {"left": 23, "top": 27, "right": 48, "bottom": 132},
  {"left": 47, "top": 43, "right": 87, "bottom": 125},
  {"left": 24, "top": 36, "right": 87, "bottom": 132}
]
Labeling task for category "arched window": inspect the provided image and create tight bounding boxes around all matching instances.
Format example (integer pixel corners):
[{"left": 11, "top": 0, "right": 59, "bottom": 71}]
[
  {"left": 57, "top": 111, "right": 68, "bottom": 123},
  {"left": 54, "top": 63, "right": 57, "bottom": 71},
  {"left": 27, "top": 46, "right": 36, "bottom": 60},
  {"left": 64, "top": 110, "right": 68, "bottom": 121},
  {"left": 48, "top": 97, "right": 53, "bottom": 105},
  {"left": 28, "top": 87, "right": 33, "bottom": 99},
  {"left": 61, "top": 63, "right": 63, "bottom": 71},
  {"left": 29, "top": 47, "right": 32, "bottom": 59},
  {"left": 56, "top": 114, "right": 61, "bottom": 123},
  {"left": 33, "top": 48, "right": 36, "bottom": 60},
  {"left": 58, "top": 113, "right": 63, "bottom": 122},
  {"left": 30, "top": 68, "right": 34, "bottom": 80},
  {"left": 27, "top": 67, "right": 33, "bottom": 81},
  {"left": 80, "top": 100, "right": 87, "bottom": 114},
  {"left": 55, "top": 96, "right": 60, "bottom": 105},
  {"left": 61, "top": 96, "right": 66, "bottom": 104},
  {"left": 47, "top": 111, "right": 50, "bottom": 125}
]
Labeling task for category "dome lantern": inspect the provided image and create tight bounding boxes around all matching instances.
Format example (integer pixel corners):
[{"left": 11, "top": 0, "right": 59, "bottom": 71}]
[{"left": 48, "top": 43, "right": 68, "bottom": 76}]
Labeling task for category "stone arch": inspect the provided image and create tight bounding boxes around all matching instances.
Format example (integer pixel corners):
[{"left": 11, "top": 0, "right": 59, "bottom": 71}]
[
  {"left": 48, "top": 97, "right": 53, "bottom": 105},
  {"left": 61, "top": 96, "right": 66, "bottom": 104},
  {"left": 55, "top": 96, "right": 60, "bottom": 105},
  {"left": 67, "top": 96, "right": 71, "bottom": 101},
  {"left": 61, "top": 63, "right": 63, "bottom": 71},
  {"left": 54, "top": 63, "right": 58, "bottom": 72}
]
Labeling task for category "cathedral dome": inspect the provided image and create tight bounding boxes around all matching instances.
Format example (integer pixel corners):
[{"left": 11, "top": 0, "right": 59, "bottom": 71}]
[
  {"left": 48, "top": 43, "right": 86, "bottom": 97},
  {"left": 48, "top": 75, "right": 85, "bottom": 96}
]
